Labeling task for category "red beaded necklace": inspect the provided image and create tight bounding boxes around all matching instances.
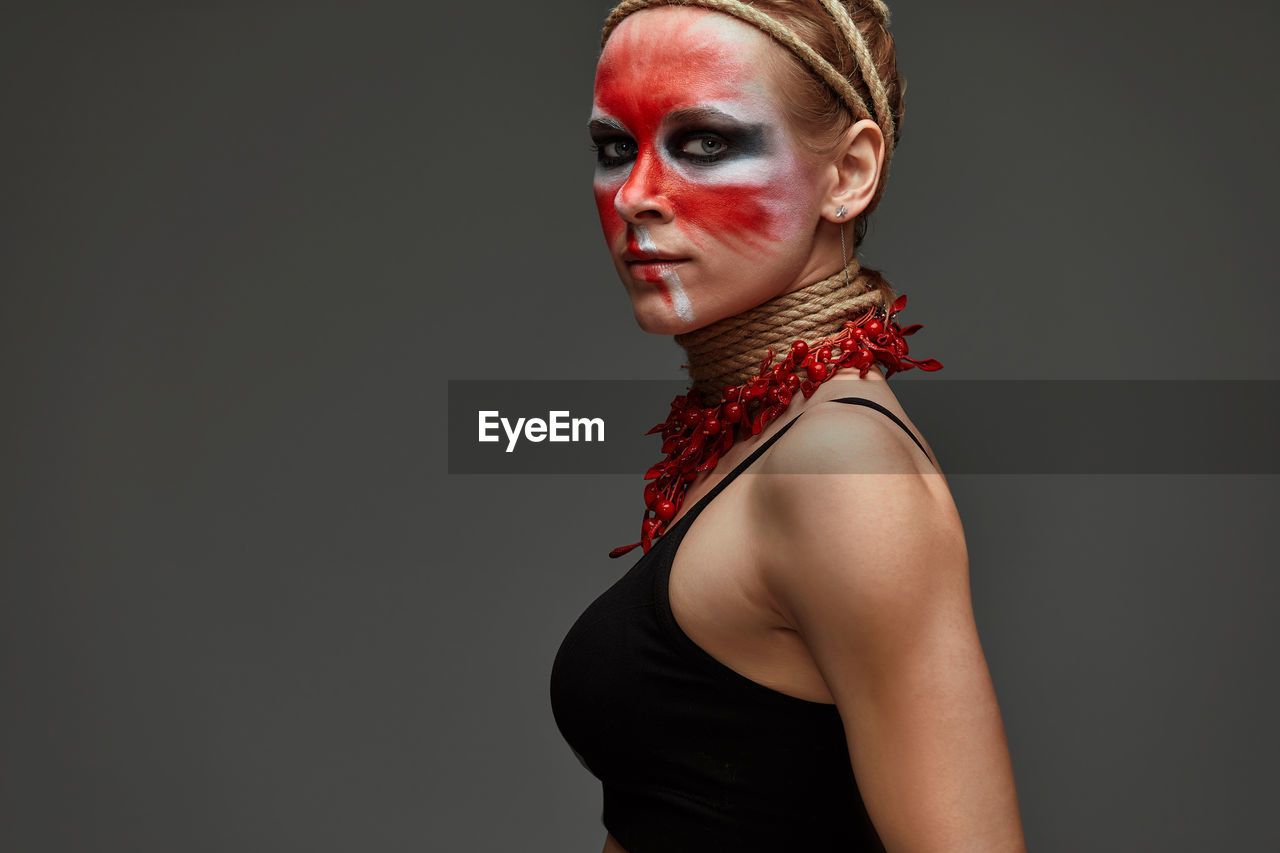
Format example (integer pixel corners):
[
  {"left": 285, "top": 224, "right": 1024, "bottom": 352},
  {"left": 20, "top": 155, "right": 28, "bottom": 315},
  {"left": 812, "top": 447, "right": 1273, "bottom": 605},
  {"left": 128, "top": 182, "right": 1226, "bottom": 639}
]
[{"left": 609, "top": 294, "right": 942, "bottom": 559}]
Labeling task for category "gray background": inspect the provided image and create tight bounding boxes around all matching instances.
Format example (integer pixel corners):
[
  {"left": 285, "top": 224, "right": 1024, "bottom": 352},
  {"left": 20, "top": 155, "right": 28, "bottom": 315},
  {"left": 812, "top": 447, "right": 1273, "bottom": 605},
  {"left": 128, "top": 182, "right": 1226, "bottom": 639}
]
[{"left": 3, "top": 1, "right": 1277, "bottom": 851}]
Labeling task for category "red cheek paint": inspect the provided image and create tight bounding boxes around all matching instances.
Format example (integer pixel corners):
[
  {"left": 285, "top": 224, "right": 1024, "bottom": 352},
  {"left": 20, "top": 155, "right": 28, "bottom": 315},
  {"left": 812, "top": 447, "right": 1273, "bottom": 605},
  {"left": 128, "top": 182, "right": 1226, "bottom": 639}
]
[
  {"left": 652, "top": 280, "right": 674, "bottom": 310},
  {"left": 595, "top": 185, "right": 625, "bottom": 245},
  {"left": 670, "top": 181, "right": 778, "bottom": 252},
  {"left": 596, "top": 169, "right": 779, "bottom": 254}
]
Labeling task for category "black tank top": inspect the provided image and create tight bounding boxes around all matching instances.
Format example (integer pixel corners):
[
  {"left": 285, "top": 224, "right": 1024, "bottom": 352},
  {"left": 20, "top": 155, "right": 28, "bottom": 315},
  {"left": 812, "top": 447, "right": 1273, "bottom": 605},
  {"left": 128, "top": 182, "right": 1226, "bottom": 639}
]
[{"left": 550, "top": 397, "right": 931, "bottom": 852}]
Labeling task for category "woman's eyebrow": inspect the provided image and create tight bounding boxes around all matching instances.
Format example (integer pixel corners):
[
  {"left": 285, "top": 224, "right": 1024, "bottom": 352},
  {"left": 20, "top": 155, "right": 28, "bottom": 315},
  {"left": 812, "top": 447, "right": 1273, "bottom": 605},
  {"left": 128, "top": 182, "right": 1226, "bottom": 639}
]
[
  {"left": 587, "top": 117, "right": 628, "bottom": 135},
  {"left": 662, "top": 106, "right": 747, "bottom": 126},
  {"left": 664, "top": 106, "right": 769, "bottom": 155}
]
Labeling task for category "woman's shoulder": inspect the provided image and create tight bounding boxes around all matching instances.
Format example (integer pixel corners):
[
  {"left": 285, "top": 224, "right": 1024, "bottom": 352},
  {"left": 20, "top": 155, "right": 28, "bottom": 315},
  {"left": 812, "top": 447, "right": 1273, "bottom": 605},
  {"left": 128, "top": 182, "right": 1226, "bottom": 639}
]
[
  {"left": 757, "top": 392, "right": 937, "bottom": 478},
  {"left": 745, "top": 394, "right": 965, "bottom": 617}
]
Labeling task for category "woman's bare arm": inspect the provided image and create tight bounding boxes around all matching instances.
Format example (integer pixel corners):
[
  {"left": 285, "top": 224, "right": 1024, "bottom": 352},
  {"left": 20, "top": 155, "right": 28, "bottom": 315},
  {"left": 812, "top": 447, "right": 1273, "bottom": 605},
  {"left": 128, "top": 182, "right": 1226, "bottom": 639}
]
[{"left": 750, "top": 407, "right": 1026, "bottom": 852}]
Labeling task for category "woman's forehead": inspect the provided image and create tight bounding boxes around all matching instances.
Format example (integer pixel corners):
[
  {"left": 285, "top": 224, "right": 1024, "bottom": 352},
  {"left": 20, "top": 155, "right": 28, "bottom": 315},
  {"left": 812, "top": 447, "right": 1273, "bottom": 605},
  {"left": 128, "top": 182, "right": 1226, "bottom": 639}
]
[{"left": 594, "top": 8, "right": 776, "bottom": 117}]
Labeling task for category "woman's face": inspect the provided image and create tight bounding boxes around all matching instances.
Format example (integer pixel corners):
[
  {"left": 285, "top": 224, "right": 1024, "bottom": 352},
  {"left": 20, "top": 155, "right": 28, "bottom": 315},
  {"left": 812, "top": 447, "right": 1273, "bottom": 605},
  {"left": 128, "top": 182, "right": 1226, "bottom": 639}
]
[{"left": 591, "top": 8, "right": 834, "bottom": 334}]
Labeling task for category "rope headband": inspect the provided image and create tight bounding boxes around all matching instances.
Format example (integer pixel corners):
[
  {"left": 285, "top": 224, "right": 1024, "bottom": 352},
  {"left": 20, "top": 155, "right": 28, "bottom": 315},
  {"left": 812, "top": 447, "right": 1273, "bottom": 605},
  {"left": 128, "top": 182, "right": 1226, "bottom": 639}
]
[{"left": 600, "top": 0, "right": 897, "bottom": 171}]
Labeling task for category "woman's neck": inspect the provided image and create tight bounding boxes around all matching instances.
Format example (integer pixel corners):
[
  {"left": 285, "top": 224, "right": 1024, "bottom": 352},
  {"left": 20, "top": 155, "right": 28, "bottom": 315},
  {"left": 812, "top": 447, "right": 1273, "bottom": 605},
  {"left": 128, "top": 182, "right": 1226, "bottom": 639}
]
[{"left": 673, "top": 260, "right": 891, "bottom": 404}]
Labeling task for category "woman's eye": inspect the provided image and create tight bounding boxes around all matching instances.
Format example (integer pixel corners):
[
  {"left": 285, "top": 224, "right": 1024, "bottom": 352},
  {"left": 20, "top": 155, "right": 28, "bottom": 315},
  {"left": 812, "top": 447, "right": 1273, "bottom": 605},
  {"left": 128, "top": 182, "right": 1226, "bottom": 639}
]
[
  {"left": 601, "top": 140, "right": 636, "bottom": 160},
  {"left": 681, "top": 136, "right": 728, "bottom": 157}
]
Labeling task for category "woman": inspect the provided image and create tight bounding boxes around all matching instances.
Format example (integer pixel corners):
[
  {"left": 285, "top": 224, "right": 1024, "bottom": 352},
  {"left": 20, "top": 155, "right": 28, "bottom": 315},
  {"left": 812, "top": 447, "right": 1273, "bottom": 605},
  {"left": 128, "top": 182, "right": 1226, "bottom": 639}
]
[{"left": 550, "top": 1, "right": 1026, "bottom": 850}]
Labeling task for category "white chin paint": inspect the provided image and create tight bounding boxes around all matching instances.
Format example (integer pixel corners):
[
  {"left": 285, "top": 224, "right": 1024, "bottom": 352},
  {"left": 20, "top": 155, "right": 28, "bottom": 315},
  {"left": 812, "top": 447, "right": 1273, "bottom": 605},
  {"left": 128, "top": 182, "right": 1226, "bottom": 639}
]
[
  {"left": 634, "top": 224, "right": 658, "bottom": 255},
  {"left": 662, "top": 268, "right": 695, "bottom": 324}
]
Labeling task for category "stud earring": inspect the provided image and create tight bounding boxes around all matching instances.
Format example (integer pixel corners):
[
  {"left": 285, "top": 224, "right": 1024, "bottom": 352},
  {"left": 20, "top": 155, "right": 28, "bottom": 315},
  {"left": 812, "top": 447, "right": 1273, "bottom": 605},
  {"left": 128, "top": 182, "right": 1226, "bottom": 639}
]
[{"left": 835, "top": 204, "right": 847, "bottom": 219}]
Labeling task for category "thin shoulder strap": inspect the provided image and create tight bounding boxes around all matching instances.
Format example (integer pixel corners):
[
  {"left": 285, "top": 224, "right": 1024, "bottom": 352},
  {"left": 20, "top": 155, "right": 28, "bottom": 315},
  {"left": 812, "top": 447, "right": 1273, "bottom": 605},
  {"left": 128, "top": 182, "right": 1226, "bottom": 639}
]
[
  {"left": 700, "top": 412, "right": 807, "bottom": 501},
  {"left": 674, "top": 412, "right": 809, "bottom": 526},
  {"left": 675, "top": 398, "right": 932, "bottom": 529},
  {"left": 829, "top": 396, "right": 932, "bottom": 465}
]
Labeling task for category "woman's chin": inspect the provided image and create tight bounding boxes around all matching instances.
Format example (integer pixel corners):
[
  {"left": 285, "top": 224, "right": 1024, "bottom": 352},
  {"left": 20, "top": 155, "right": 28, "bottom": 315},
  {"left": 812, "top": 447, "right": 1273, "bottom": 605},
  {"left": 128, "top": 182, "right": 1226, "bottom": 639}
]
[
  {"left": 616, "top": 286, "right": 694, "bottom": 335},
  {"left": 631, "top": 303, "right": 700, "bottom": 336}
]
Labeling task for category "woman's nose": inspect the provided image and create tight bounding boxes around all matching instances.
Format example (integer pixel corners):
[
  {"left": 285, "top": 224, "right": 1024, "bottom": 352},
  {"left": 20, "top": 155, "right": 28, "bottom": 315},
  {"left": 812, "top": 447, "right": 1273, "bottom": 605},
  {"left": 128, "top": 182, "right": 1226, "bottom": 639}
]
[{"left": 614, "top": 148, "right": 674, "bottom": 224}]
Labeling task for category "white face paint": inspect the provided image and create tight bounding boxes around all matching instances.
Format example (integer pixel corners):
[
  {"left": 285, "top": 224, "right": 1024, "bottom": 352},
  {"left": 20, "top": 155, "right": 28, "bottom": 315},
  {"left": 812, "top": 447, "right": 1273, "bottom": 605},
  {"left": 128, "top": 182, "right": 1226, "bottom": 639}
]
[
  {"left": 629, "top": 223, "right": 696, "bottom": 322},
  {"left": 634, "top": 224, "right": 658, "bottom": 256},
  {"left": 662, "top": 269, "right": 695, "bottom": 323}
]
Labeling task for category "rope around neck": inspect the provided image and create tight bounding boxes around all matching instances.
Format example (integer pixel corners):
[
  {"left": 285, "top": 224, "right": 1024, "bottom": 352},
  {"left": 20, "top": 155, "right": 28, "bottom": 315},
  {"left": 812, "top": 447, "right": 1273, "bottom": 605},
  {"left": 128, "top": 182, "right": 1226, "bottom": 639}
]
[{"left": 674, "top": 261, "right": 893, "bottom": 400}]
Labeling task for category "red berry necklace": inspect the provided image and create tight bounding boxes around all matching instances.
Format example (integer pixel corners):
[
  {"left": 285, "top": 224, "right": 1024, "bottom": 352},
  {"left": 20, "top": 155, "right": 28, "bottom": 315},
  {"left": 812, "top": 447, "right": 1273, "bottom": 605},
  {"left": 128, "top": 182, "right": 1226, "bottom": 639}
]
[{"left": 609, "top": 294, "right": 942, "bottom": 559}]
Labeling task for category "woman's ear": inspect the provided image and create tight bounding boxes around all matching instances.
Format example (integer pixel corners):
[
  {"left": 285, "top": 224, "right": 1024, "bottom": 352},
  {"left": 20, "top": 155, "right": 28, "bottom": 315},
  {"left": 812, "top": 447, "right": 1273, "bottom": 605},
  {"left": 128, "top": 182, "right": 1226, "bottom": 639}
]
[{"left": 822, "top": 118, "right": 885, "bottom": 223}]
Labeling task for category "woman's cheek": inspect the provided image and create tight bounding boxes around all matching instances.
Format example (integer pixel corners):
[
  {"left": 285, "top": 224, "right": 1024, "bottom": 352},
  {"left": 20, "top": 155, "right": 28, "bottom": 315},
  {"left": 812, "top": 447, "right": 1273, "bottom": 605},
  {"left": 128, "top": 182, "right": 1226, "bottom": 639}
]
[
  {"left": 671, "top": 150, "right": 811, "bottom": 254},
  {"left": 671, "top": 180, "right": 798, "bottom": 257},
  {"left": 594, "top": 180, "right": 625, "bottom": 245},
  {"left": 675, "top": 183, "right": 776, "bottom": 252}
]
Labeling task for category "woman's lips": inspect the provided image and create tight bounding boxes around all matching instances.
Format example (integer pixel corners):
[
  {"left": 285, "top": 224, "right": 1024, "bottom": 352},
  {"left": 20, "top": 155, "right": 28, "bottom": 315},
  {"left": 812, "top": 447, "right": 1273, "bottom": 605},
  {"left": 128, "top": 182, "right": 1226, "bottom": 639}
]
[{"left": 626, "top": 258, "right": 689, "bottom": 281}]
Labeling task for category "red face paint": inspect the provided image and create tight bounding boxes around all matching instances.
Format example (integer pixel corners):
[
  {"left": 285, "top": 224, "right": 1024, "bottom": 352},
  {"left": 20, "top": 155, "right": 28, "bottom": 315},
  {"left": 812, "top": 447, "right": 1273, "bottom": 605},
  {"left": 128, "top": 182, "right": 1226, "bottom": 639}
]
[
  {"left": 592, "top": 15, "right": 804, "bottom": 254},
  {"left": 590, "top": 8, "right": 826, "bottom": 334}
]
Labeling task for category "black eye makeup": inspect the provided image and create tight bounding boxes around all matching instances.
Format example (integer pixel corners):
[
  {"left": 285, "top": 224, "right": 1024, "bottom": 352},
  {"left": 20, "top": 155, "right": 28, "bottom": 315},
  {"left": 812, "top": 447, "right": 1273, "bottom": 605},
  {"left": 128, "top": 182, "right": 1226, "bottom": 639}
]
[
  {"left": 586, "top": 108, "right": 771, "bottom": 169},
  {"left": 661, "top": 106, "right": 769, "bottom": 164}
]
